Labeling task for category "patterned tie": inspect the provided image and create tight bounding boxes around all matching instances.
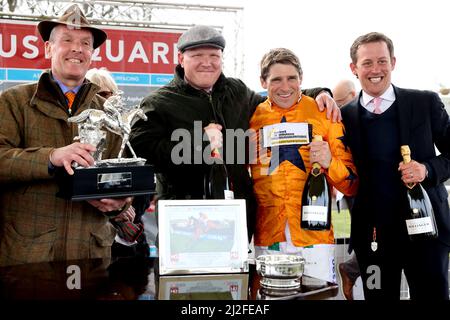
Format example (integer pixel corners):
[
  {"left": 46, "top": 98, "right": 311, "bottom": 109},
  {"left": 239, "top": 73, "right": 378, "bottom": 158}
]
[
  {"left": 65, "top": 91, "right": 76, "bottom": 115},
  {"left": 373, "top": 96, "right": 382, "bottom": 114}
]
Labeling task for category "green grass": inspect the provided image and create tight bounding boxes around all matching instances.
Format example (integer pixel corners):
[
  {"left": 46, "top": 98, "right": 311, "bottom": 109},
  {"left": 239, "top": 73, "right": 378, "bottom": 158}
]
[
  {"left": 170, "top": 233, "right": 233, "bottom": 253},
  {"left": 332, "top": 209, "right": 351, "bottom": 239}
]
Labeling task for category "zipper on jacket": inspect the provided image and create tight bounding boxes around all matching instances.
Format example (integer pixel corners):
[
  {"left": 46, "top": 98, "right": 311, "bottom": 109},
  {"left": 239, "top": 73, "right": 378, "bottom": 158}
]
[{"left": 208, "top": 93, "right": 219, "bottom": 124}]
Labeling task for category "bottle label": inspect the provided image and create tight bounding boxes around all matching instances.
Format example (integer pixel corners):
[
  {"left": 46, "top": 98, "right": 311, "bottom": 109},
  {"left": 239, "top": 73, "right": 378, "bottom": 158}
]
[
  {"left": 262, "top": 122, "right": 311, "bottom": 147},
  {"left": 405, "top": 217, "right": 434, "bottom": 235},
  {"left": 302, "top": 205, "right": 327, "bottom": 222},
  {"left": 224, "top": 190, "right": 234, "bottom": 200}
]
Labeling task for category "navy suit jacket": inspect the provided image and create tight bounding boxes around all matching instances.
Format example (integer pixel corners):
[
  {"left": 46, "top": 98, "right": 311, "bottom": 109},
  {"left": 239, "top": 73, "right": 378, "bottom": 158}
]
[{"left": 341, "top": 85, "right": 450, "bottom": 246}]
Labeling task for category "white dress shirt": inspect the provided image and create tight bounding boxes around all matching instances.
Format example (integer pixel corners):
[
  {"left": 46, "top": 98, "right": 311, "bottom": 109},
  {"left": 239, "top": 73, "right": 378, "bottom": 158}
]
[{"left": 360, "top": 84, "right": 396, "bottom": 114}]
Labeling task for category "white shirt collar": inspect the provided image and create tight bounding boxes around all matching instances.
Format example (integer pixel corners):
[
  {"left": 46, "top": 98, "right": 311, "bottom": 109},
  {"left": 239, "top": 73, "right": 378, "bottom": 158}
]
[{"left": 361, "top": 84, "right": 395, "bottom": 107}]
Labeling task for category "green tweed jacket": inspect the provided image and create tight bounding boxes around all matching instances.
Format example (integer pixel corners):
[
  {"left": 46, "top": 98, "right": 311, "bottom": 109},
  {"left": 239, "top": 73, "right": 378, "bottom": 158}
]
[{"left": 0, "top": 70, "right": 122, "bottom": 266}]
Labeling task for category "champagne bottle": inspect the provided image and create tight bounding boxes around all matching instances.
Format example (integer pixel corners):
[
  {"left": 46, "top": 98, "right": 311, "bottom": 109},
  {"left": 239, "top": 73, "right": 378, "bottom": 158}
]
[
  {"left": 204, "top": 148, "right": 234, "bottom": 200},
  {"left": 301, "top": 135, "right": 331, "bottom": 230},
  {"left": 401, "top": 145, "right": 438, "bottom": 240}
]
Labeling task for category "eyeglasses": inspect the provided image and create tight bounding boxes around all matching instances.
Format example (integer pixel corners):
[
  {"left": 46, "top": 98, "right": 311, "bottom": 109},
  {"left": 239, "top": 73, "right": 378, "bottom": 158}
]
[{"left": 98, "top": 90, "right": 114, "bottom": 99}]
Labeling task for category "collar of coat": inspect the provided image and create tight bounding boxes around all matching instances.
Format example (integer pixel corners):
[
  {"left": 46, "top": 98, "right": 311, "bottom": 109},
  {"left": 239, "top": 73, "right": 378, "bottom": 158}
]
[{"left": 30, "top": 70, "right": 101, "bottom": 119}]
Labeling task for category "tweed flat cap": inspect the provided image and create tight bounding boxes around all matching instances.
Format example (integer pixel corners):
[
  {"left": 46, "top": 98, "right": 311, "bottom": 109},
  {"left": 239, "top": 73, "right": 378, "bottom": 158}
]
[
  {"left": 38, "top": 4, "right": 107, "bottom": 49},
  {"left": 177, "top": 25, "right": 225, "bottom": 52}
]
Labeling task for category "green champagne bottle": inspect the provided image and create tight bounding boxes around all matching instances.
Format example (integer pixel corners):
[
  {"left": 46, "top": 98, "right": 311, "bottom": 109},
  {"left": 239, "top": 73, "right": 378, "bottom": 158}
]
[
  {"left": 204, "top": 148, "right": 234, "bottom": 200},
  {"left": 401, "top": 145, "right": 437, "bottom": 240},
  {"left": 301, "top": 136, "right": 331, "bottom": 230}
]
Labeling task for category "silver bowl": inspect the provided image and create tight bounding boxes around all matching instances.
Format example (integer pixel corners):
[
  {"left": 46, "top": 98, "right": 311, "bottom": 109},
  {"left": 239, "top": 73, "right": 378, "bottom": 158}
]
[
  {"left": 256, "top": 254, "right": 304, "bottom": 279},
  {"left": 260, "top": 277, "right": 301, "bottom": 289}
]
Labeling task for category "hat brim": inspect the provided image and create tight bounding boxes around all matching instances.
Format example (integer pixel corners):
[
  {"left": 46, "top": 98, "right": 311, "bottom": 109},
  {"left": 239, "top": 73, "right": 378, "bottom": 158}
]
[
  {"left": 38, "top": 20, "right": 107, "bottom": 49},
  {"left": 180, "top": 43, "right": 224, "bottom": 52},
  {"left": 179, "top": 37, "right": 225, "bottom": 52}
]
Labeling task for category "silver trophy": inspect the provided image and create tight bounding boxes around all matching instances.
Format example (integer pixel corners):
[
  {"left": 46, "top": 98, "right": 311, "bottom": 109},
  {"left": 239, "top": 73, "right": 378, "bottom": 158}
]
[
  {"left": 56, "top": 92, "right": 155, "bottom": 200},
  {"left": 256, "top": 254, "right": 305, "bottom": 297},
  {"left": 68, "top": 91, "right": 147, "bottom": 165}
]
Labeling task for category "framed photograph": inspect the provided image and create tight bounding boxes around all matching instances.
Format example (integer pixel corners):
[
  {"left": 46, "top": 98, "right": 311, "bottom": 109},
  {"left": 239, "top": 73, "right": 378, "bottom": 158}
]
[
  {"left": 158, "top": 273, "right": 249, "bottom": 300},
  {"left": 158, "top": 199, "right": 249, "bottom": 275}
]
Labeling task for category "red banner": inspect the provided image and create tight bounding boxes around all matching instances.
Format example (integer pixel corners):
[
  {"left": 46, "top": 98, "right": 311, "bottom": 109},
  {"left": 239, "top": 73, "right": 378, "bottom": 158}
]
[{"left": 0, "top": 19, "right": 182, "bottom": 74}]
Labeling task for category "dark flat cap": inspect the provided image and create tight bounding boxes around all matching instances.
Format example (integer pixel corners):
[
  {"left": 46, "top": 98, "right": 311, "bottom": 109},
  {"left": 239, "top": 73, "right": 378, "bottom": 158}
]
[
  {"left": 177, "top": 25, "right": 225, "bottom": 52},
  {"left": 38, "top": 4, "right": 107, "bottom": 49}
]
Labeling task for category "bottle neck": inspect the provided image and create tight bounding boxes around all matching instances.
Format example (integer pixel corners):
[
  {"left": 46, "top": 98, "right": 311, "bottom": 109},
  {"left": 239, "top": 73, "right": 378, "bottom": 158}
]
[
  {"left": 400, "top": 146, "right": 415, "bottom": 188},
  {"left": 401, "top": 145, "right": 411, "bottom": 164},
  {"left": 311, "top": 162, "right": 322, "bottom": 177},
  {"left": 311, "top": 135, "right": 323, "bottom": 177},
  {"left": 402, "top": 155, "right": 411, "bottom": 164}
]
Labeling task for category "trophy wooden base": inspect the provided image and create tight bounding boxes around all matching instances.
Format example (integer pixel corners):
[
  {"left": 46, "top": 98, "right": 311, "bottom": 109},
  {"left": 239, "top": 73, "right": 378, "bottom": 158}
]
[{"left": 56, "top": 165, "right": 155, "bottom": 201}]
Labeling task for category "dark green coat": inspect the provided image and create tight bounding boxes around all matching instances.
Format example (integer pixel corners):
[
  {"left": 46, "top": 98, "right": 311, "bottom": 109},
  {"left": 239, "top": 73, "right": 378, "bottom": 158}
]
[{"left": 0, "top": 71, "right": 121, "bottom": 266}]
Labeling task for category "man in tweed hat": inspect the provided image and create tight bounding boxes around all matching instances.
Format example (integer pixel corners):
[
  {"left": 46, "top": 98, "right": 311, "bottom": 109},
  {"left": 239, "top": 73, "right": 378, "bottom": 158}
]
[
  {"left": 0, "top": 4, "right": 133, "bottom": 266},
  {"left": 130, "top": 25, "right": 340, "bottom": 241}
]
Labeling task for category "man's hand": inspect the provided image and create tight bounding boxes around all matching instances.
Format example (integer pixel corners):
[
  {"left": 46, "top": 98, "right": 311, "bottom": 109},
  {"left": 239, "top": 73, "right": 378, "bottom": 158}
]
[
  {"left": 87, "top": 197, "right": 133, "bottom": 213},
  {"left": 113, "top": 205, "right": 136, "bottom": 222},
  {"left": 398, "top": 161, "right": 427, "bottom": 184},
  {"left": 309, "top": 140, "right": 332, "bottom": 169},
  {"left": 204, "top": 123, "right": 223, "bottom": 150},
  {"left": 50, "top": 142, "right": 96, "bottom": 175},
  {"left": 316, "top": 91, "right": 342, "bottom": 123}
]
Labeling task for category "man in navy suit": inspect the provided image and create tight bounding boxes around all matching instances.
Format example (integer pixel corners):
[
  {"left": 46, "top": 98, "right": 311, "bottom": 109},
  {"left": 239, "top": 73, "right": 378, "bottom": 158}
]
[{"left": 341, "top": 32, "right": 450, "bottom": 300}]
